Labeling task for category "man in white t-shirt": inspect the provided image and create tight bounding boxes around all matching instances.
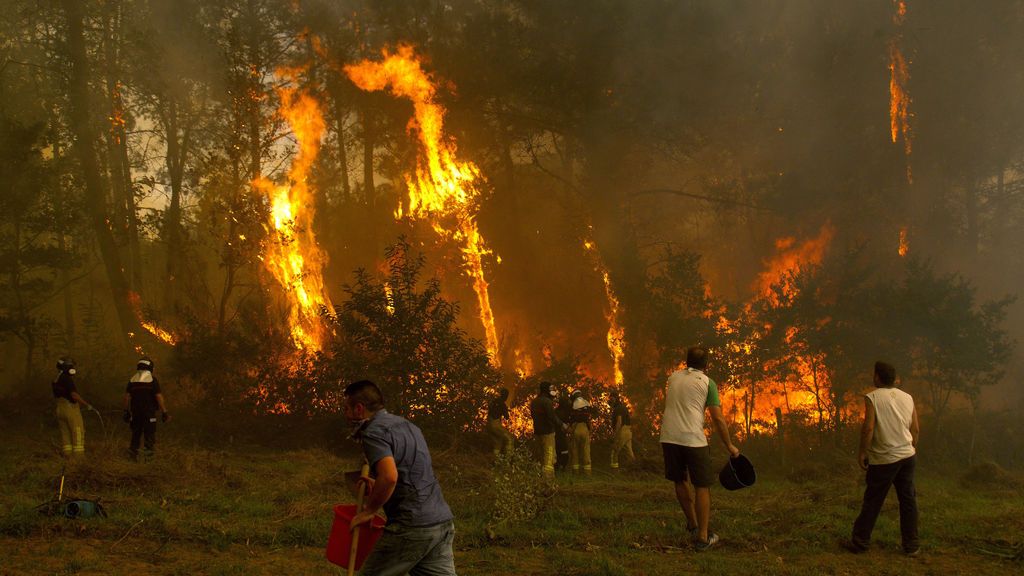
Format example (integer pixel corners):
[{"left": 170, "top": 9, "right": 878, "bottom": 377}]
[
  {"left": 846, "top": 361, "right": 920, "bottom": 555},
  {"left": 660, "top": 347, "right": 740, "bottom": 551}
]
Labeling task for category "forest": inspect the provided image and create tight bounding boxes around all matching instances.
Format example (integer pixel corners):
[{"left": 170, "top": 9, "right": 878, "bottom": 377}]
[{"left": 1, "top": 1, "right": 1023, "bottom": 574}]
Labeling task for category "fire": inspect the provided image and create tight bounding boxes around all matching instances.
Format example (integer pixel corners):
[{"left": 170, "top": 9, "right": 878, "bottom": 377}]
[
  {"left": 715, "top": 225, "right": 843, "bottom": 436},
  {"left": 898, "top": 226, "right": 909, "bottom": 257},
  {"left": 383, "top": 282, "right": 396, "bottom": 316},
  {"left": 582, "top": 235, "right": 625, "bottom": 387},
  {"left": 344, "top": 46, "right": 500, "bottom": 365},
  {"left": 513, "top": 347, "right": 533, "bottom": 379},
  {"left": 127, "top": 291, "right": 177, "bottom": 346},
  {"left": 254, "top": 82, "right": 333, "bottom": 352},
  {"left": 754, "top": 224, "right": 834, "bottom": 304},
  {"left": 889, "top": 0, "right": 913, "bottom": 182}
]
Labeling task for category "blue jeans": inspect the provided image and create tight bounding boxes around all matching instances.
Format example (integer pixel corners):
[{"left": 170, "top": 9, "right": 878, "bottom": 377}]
[{"left": 360, "top": 520, "right": 456, "bottom": 576}]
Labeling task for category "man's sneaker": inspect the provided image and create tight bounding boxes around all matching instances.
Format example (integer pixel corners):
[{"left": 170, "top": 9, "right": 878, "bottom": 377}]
[
  {"left": 840, "top": 539, "right": 868, "bottom": 554},
  {"left": 694, "top": 533, "right": 719, "bottom": 551},
  {"left": 903, "top": 547, "right": 920, "bottom": 557}
]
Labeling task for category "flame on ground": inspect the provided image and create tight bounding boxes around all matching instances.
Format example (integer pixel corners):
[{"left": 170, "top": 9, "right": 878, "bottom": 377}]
[
  {"left": 583, "top": 236, "right": 625, "bottom": 387},
  {"left": 898, "top": 226, "right": 909, "bottom": 257},
  {"left": 127, "top": 291, "right": 177, "bottom": 346},
  {"left": 254, "top": 82, "right": 332, "bottom": 352},
  {"left": 344, "top": 46, "right": 500, "bottom": 366}
]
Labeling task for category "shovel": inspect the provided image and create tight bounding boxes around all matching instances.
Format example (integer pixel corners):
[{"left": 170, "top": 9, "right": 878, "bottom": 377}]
[{"left": 348, "top": 461, "right": 370, "bottom": 576}]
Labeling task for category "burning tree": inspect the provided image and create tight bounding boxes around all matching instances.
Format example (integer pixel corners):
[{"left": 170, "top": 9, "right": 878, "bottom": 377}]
[{"left": 328, "top": 238, "right": 501, "bottom": 431}]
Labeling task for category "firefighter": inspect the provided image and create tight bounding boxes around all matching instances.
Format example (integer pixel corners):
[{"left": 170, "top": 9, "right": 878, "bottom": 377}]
[
  {"left": 555, "top": 387, "right": 572, "bottom": 472},
  {"left": 486, "top": 387, "right": 514, "bottom": 457},
  {"left": 123, "top": 357, "right": 169, "bottom": 460},
  {"left": 52, "top": 357, "right": 95, "bottom": 458},
  {"left": 568, "top": 390, "right": 594, "bottom": 474},
  {"left": 609, "top": 390, "right": 635, "bottom": 470},
  {"left": 530, "top": 381, "right": 565, "bottom": 477}
]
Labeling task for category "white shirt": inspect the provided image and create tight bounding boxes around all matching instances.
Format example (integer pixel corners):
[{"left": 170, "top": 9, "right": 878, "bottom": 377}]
[
  {"left": 660, "top": 368, "right": 720, "bottom": 448},
  {"left": 866, "top": 387, "right": 916, "bottom": 465}
]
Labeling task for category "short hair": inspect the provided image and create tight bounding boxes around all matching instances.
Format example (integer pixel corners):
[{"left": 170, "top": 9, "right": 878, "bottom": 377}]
[
  {"left": 498, "top": 387, "right": 509, "bottom": 399},
  {"left": 344, "top": 380, "right": 385, "bottom": 411},
  {"left": 874, "top": 362, "right": 896, "bottom": 386},
  {"left": 686, "top": 347, "right": 709, "bottom": 370}
]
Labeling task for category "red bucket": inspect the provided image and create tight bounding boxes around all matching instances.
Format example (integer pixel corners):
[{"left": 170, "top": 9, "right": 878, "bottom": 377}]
[{"left": 326, "top": 505, "right": 386, "bottom": 570}]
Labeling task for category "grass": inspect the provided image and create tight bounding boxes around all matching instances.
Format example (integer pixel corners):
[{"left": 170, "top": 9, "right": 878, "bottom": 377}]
[{"left": 0, "top": 430, "right": 1021, "bottom": 575}]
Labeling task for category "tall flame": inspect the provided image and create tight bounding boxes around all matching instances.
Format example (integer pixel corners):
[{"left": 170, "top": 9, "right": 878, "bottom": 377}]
[
  {"left": 583, "top": 236, "right": 625, "bottom": 387},
  {"left": 889, "top": 0, "right": 913, "bottom": 182},
  {"left": 254, "top": 83, "right": 332, "bottom": 352},
  {"left": 344, "top": 46, "right": 500, "bottom": 365}
]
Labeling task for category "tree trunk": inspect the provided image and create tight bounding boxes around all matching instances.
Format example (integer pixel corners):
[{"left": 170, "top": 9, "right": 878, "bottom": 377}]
[
  {"left": 62, "top": 0, "right": 138, "bottom": 347},
  {"left": 163, "top": 97, "right": 187, "bottom": 304},
  {"left": 330, "top": 80, "right": 352, "bottom": 203},
  {"left": 58, "top": 232, "right": 75, "bottom": 350},
  {"left": 246, "top": 0, "right": 263, "bottom": 181},
  {"left": 362, "top": 103, "right": 375, "bottom": 207}
]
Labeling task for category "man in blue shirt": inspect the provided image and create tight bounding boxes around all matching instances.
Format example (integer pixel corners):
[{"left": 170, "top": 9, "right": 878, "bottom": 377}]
[{"left": 345, "top": 380, "right": 456, "bottom": 575}]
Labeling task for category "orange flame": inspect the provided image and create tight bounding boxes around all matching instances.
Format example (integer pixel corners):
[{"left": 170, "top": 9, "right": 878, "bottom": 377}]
[
  {"left": 127, "top": 291, "right": 177, "bottom": 346},
  {"left": 513, "top": 347, "right": 533, "bottom": 379},
  {"left": 898, "top": 226, "right": 909, "bottom": 257},
  {"left": 344, "top": 46, "right": 500, "bottom": 365},
  {"left": 889, "top": 1, "right": 913, "bottom": 182},
  {"left": 754, "top": 224, "right": 834, "bottom": 304},
  {"left": 254, "top": 82, "right": 332, "bottom": 352},
  {"left": 383, "top": 281, "right": 396, "bottom": 316},
  {"left": 716, "top": 225, "right": 841, "bottom": 435},
  {"left": 583, "top": 236, "right": 625, "bottom": 387}
]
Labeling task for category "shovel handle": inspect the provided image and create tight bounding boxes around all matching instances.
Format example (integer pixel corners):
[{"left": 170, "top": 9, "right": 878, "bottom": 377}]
[{"left": 348, "top": 462, "right": 371, "bottom": 576}]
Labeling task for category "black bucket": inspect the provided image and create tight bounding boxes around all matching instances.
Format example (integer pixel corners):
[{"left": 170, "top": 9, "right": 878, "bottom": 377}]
[{"left": 719, "top": 455, "right": 756, "bottom": 490}]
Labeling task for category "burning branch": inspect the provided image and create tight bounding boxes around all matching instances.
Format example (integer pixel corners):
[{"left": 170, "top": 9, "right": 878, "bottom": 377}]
[{"left": 344, "top": 46, "right": 501, "bottom": 366}]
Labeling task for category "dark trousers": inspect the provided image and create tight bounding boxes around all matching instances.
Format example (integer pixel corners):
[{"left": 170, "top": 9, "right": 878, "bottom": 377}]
[
  {"left": 852, "top": 455, "right": 919, "bottom": 551},
  {"left": 130, "top": 414, "right": 157, "bottom": 457}
]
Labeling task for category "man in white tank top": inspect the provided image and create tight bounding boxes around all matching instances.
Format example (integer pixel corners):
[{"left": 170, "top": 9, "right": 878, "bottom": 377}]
[{"left": 846, "top": 361, "right": 920, "bottom": 555}]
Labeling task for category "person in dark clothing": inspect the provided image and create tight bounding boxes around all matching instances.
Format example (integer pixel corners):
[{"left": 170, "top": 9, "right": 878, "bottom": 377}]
[
  {"left": 52, "top": 357, "right": 95, "bottom": 458},
  {"left": 530, "top": 381, "right": 565, "bottom": 477},
  {"left": 555, "top": 389, "right": 572, "bottom": 471},
  {"left": 345, "top": 380, "right": 456, "bottom": 576},
  {"left": 123, "top": 357, "right": 169, "bottom": 460},
  {"left": 846, "top": 361, "right": 920, "bottom": 555},
  {"left": 487, "top": 387, "right": 514, "bottom": 457},
  {"left": 609, "top": 390, "right": 635, "bottom": 469}
]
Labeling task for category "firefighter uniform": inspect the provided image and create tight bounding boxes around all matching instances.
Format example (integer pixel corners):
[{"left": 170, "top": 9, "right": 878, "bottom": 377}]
[
  {"left": 610, "top": 395, "right": 635, "bottom": 469},
  {"left": 486, "top": 390, "right": 514, "bottom": 457},
  {"left": 52, "top": 361, "right": 86, "bottom": 457},
  {"left": 568, "top": 392, "right": 593, "bottom": 474},
  {"left": 125, "top": 359, "right": 165, "bottom": 459},
  {"left": 530, "top": 382, "right": 563, "bottom": 477}
]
